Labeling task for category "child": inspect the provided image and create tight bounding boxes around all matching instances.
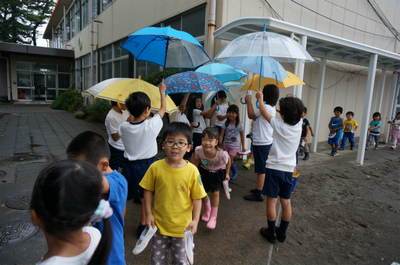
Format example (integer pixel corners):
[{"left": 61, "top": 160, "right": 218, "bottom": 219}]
[
  {"left": 219, "top": 104, "right": 245, "bottom": 180},
  {"left": 105, "top": 101, "right": 132, "bottom": 170},
  {"left": 255, "top": 91, "right": 304, "bottom": 244},
  {"left": 388, "top": 112, "right": 400, "bottom": 149},
  {"left": 339, "top": 111, "right": 358, "bottom": 151},
  {"left": 169, "top": 93, "right": 190, "bottom": 125},
  {"left": 243, "top": 84, "right": 279, "bottom": 202},
  {"left": 188, "top": 95, "right": 221, "bottom": 162},
  {"left": 328, "top": 106, "right": 344, "bottom": 156},
  {"left": 213, "top": 91, "right": 229, "bottom": 134},
  {"left": 194, "top": 127, "right": 230, "bottom": 229},
  {"left": 31, "top": 160, "right": 113, "bottom": 265},
  {"left": 366, "top": 112, "right": 381, "bottom": 150},
  {"left": 66, "top": 131, "right": 128, "bottom": 265},
  {"left": 140, "top": 122, "right": 207, "bottom": 264},
  {"left": 299, "top": 107, "right": 311, "bottom": 160},
  {"left": 118, "top": 82, "right": 166, "bottom": 237}
]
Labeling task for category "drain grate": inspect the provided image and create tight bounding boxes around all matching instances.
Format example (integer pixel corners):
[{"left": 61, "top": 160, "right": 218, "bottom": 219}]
[
  {"left": 6, "top": 193, "right": 31, "bottom": 210},
  {"left": 0, "top": 221, "right": 38, "bottom": 245},
  {"left": 11, "top": 153, "right": 44, "bottom": 162}
]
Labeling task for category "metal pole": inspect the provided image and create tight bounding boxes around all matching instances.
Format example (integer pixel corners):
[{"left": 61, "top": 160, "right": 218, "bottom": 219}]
[
  {"left": 63, "top": 5, "right": 66, "bottom": 48},
  {"left": 377, "top": 70, "right": 387, "bottom": 113},
  {"left": 89, "top": 0, "right": 94, "bottom": 88},
  {"left": 293, "top": 35, "right": 307, "bottom": 99},
  {"left": 385, "top": 73, "right": 400, "bottom": 142},
  {"left": 311, "top": 57, "right": 326, "bottom": 153},
  {"left": 356, "top": 53, "right": 378, "bottom": 165},
  {"left": 205, "top": 0, "right": 216, "bottom": 59}
]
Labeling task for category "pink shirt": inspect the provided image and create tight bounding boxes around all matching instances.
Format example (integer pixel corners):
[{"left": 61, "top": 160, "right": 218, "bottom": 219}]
[{"left": 195, "top": 146, "right": 229, "bottom": 170}]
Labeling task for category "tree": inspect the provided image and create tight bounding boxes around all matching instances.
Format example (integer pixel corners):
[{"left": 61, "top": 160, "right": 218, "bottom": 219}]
[{"left": 0, "top": 0, "right": 55, "bottom": 45}]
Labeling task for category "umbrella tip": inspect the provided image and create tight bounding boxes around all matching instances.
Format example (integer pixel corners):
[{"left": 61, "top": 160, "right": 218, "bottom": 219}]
[{"left": 138, "top": 75, "right": 141, "bottom": 80}]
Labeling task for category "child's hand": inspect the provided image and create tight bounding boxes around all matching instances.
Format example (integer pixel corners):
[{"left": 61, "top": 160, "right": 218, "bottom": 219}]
[
  {"left": 311, "top": 133, "right": 315, "bottom": 137},
  {"left": 225, "top": 174, "right": 230, "bottom": 181},
  {"left": 185, "top": 220, "right": 199, "bottom": 235},
  {"left": 255, "top": 90, "right": 263, "bottom": 101},
  {"left": 146, "top": 213, "right": 156, "bottom": 229},
  {"left": 244, "top": 94, "right": 252, "bottom": 103},
  {"left": 215, "top": 98, "right": 222, "bottom": 106},
  {"left": 126, "top": 115, "right": 133, "bottom": 122},
  {"left": 159, "top": 80, "right": 166, "bottom": 95}
]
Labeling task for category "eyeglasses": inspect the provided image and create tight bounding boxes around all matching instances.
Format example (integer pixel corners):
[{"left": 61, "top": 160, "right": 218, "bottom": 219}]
[{"left": 164, "top": 141, "right": 189, "bottom": 148}]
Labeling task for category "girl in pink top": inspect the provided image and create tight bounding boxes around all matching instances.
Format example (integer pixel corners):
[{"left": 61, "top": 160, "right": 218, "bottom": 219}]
[{"left": 194, "top": 127, "right": 230, "bottom": 229}]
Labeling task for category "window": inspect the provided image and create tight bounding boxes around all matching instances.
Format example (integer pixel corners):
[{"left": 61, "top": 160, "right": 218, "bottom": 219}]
[
  {"left": 46, "top": 75, "right": 56, "bottom": 88},
  {"left": 16, "top": 61, "right": 31, "bottom": 70},
  {"left": 82, "top": 0, "right": 89, "bottom": 28},
  {"left": 75, "top": 59, "right": 82, "bottom": 90},
  {"left": 74, "top": 1, "right": 81, "bottom": 34},
  {"left": 101, "top": 44, "right": 113, "bottom": 81},
  {"left": 102, "top": 0, "right": 113, "bottom": 11},
  {"left": 58, "top": 74, "right": 70, "bottom": 88},
  {"left": 17, "top": 72, "right": 31, "bottom": 87},
  {"left": 182, "top": 7, "right": 206, "bottom": 37}
]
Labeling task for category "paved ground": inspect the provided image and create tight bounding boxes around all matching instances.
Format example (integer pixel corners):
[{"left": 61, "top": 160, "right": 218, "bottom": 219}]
[{"left": 0, "top": 103, "right": 399, "bottom": 265}]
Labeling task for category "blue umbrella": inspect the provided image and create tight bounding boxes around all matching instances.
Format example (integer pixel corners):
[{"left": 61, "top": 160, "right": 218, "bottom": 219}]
[
  {"left": 121, "top": 26, "right": 211, "bottom": 70},
  {"left": 195, "top": 63, "right": 247, "bottom": 83},
  {"left": 163, "top": 71, "right": 227, "bottom": 95}
]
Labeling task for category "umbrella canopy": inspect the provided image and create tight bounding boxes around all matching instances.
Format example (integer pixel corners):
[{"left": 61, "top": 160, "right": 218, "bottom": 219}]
[
  {"left": 163, "top": 71, "right": 227, "bottom": 95},
  {"left": 121, "top": 26, "right": 210, "bottom": 69},
  {"left": 205, "top": 90, "right": 234, "bottom": 107},
  {"left": 214, "top": 31, "right": 314, "bottom": 63},
  {"left": 86, "top": 78, "right": 178, "bottom": 113},
  {"left": 195, "top": 63, "right": 247, "bottom": 83},
  {"left": 240, "top": 72, "right": 305, "bottom": 91},
  {"left": 221, "top": 56, "right": 289, "bottom": 82}
]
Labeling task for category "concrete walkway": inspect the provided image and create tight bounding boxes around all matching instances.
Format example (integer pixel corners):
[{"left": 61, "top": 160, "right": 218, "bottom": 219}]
[{"left": 0, "top": 104, "right": 398, "bottom": 264}]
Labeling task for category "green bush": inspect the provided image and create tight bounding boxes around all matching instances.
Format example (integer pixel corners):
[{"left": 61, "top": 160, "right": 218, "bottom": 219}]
[
  {"left": 144, "top": 69, "right": 182, "bottom": 86},
  {"left": 86, "top": 99, "right": 111, "bottom": 122},
  {"left": 51, "top": 89, "right": 83, "bottom": 112}
]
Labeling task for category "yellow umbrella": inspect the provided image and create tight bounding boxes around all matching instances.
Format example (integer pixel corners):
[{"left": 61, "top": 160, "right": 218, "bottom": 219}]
[
  {"left": 86, "top": 78, "right": 178, "bottom": 113},
  {"left": 240, "top": 71, "right": 305, "bottom": 91}
]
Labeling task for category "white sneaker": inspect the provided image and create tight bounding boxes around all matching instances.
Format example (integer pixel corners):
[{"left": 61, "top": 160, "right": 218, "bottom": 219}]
[
  {"left": 391, "top": 145, "right": 397, "bottom": 150},
  {"left": 223, "top": 180, "right": 231, "bottom": 200},
  {"left": 184, "top": 230, "right": 195, "bottom": 264},
  {"left": 132, "top": 225, "right": 157, "bottom": 255}
]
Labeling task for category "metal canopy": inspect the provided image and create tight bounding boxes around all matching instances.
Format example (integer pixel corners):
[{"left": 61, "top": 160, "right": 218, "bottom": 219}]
[{"left": 214, "top": 17, "right": 400, "bottom": 71}]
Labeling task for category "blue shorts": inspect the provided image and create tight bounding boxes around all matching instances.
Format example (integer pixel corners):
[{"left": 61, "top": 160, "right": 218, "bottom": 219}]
[
  {"left": 122, "top": 157, "right": 155, "bottom": 200},
  {"left": 263, "top": 168, "right": 293, "bottom": 199},
  {"left": 328, "top": 133, "right": 342, "bottom": 146},
  {"left": 108, "top": 143, "right": 126, "bottom": 171},
  {"left": 192, "top": 132, "right": 202, "bottom": 153},
  {"left": 253, "top": 144, "right": 272, "bottom": 174}
]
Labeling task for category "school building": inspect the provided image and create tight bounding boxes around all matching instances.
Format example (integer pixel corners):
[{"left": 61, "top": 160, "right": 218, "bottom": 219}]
[{"left": 2, "top": 0, "right": 400, "bottom": 164}]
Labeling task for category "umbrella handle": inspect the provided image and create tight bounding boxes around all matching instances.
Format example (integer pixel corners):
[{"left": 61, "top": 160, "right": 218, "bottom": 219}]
[
  {"left": 216, "top": 105, "right": 220, "bottom": 111},
  {"left": 194, "top": 122, "right": 200, "bottom": 128},
  {"left": 256, "top": 100, "right": 267, "bottom": 108},
  {"left": 240, "top": 98, "right": 247, "bottom": 105}
]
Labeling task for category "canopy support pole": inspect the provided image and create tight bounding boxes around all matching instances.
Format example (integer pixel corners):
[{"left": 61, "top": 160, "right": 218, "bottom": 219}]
[
  {"left": 356, "top": 53, "right": 378, "bottom": 165},
  {"left": 384, "top": 73, "right": 400, "bottom": 142},
  {"left": 311, "top": 58, "right": 326, "bottom": 153},
  {"left": 293, "top": 35, "right": 307, "bottom": 99},
  {"left": 377, "top": 70, "right": 387, "bottom": 113}
]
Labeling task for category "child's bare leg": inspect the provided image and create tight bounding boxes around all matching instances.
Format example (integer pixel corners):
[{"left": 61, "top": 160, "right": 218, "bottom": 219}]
[
  {"left": 257, "top": 173, "right": 265, "bottom": 190},
  {"left": 330, "top": 144, "right": 334, "bottom": 149},
  {"left": 335, "top": 145, "right": 339, "bottom": 152},
  {"left": 211, "top": 190, "right": 220, "bottom": 207},
  {"left": 266, "top": 196, "right": 278, "bottom": 221},
  {"left": 280, "top": 198, "right": 292, "bottom": 222},
  {"left": 202, "top": 195, "right": 210, "bottom": 204},
  {"left": 201, "top": 195, "right": 211, "bottom": 222},
  {"left": 140, "top": 199, "right": 146, "bottom": 225}
]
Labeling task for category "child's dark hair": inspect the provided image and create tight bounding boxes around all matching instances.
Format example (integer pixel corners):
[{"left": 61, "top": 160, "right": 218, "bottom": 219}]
[
  {"left": 202, "top": 127, "right": 225, "bottom": 150},
  {"left": 111, "top": 101, "right": 118, "bottom": 107},
  {"left": 225, "top": 104, "right": 240, "bottom": 127},
  {"left": 279, "top": 96, "right": 305, "bottom": 126},
  {"left": 211, "top": 91, "right": 227, "bottom": 106},
  {"left": 162, "top": 122, "right": 193, "bottom": 145},
  {"left": 346, "top": 111, "right": 354, "bottom": 116},
  {"left": 304, "top": 107, "right": 307, "bottom": 114},
  {"left": 31, "top": 160, "right": 112, "bottom": 265},
  {"left": 263, "top": 84, "right": 279, "bottom": 107},
  {"left": 373, "top": 112, "right": 381, "bottom": 120},
  {"left": 66, "top": 131, "right": 110, "bottom": 166},
  {"left": 394, "top": 112, "right": 400, "bottom": 121},
  {"left": 125, "top": 91, "right": 151, "bottom": 117},
  {"left": 334, "top": 106, "right": 343, "bottom": 114},
  {"left": 188, "top": 96, "right": 204, "bottom": 123}
]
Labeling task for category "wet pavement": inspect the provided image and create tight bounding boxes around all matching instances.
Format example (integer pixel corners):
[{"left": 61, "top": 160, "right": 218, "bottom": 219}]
[{"left": 0, "top": 103, "right": 399, "bottom": 265}]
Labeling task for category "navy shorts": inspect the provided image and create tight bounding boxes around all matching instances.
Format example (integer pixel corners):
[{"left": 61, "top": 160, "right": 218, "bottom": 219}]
[
  {"left": 263, "top": 168, "right": 293, "bottom": 199},
  {"left": 121, "top": 157, "right": 155, "bottom": 200},
  {"left": 108, "top": 143, "right": 126, "bottom": 170},
  {"left": 192, "top": 132, "right": 202, "bottom": 153},
  {"left": 253, "top": 144, "right": 272, "bottom": 174}
]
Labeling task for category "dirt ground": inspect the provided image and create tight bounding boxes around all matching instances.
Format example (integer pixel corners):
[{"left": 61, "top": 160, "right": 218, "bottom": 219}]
[{"left": 124, "top": 147, "right": 400, "bottom": 265}]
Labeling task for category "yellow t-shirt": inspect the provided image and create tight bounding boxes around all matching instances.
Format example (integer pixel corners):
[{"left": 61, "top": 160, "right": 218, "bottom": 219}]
[
  {"left": 343, "top": 119, "right": 358, "bottom": 132},
  {"left": 139, "top": 159, "right": 207, "bottom": 238}
]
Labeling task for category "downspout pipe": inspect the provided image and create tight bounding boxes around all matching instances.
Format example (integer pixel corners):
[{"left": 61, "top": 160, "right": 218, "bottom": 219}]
[
  {"left": 206, "top": 0, "right": 216, "bottom": 59},
  {"left": 0, "top": 56, "right": 11, "bottom": 101}
]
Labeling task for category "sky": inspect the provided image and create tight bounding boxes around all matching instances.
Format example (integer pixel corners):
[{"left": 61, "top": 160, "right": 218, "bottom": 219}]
[{"left": 36, "top": 25, "right": 48, "bottom": 47}]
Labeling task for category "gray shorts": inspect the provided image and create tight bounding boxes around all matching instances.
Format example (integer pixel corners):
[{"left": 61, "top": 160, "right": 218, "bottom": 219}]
[{"left": 151, "top": 230, "right": 189, "bottom": 265}]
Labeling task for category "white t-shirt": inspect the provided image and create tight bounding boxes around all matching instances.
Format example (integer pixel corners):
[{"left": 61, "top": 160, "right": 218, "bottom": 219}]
[
  {"left": 169, "top": 112, "right": 190, "bottom": 125},
  {"left": 192, "top": 109, "right": 206, "bottom": 134},
  {"left": 118, "top": 114, "right": 163, "bottom": 160},
  {"left": 36, "top": 226, "right": 101, "bottom": 265},
  {"left": 252, "top": 105, "right": 276, "bottom": 145},
  {"left": 105, "top": 109, "right": 130, "bottom": 151},
  {"left": 266, "top": 118, "right": 302, "bottom": 173},
  {"left": 214, "top": 104, "right": 228, "bottom": 127}
]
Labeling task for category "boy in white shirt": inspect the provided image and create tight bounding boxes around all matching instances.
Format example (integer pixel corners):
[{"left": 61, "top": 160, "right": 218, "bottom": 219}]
[
  {"left": 105, "top": 101, "right": 132, "bottom": 170},
  {"left": 243, "top": 85, "right": 279, "bottom": 202},
  {"left": 256, "top": 91, "right": 304, "bottom": 244},
  {"left": 118, "top": 81, "right": 166, "bottom": 237}
]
